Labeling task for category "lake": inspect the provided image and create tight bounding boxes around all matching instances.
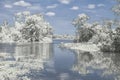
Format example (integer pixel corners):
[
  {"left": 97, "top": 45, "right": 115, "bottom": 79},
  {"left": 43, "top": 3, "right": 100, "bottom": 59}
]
[{"left": 0, "top": 40, "right": 120, "bottom": 80}]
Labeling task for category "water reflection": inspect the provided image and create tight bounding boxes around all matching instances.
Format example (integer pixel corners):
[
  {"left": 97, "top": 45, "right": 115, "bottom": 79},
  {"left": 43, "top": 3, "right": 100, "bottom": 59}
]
[
  {"left": 72, "top": 51, "right": 94, "bottom": 74},
  {"left": 0, "top": 43, "right": 15, "bottom": 53},
  {"left": 0, "top": 41, "right": 120, "bottom": 80},
  {"left": 0, "top": 42, "right": 55, "bottom": 80},
  {"left": 14, "top": 43, "right": 53, "bottom": 61},
  {"left": 72, "top": 50, "right": 120, "bottom": 80},
  {"left": 0, "top": 43, "right": 53, "bottom": 61}
]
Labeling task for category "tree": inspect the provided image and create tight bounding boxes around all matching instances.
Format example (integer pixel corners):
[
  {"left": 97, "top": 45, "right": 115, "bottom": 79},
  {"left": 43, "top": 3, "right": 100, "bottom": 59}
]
[
  {"left": 14, "top": 11, "right": 53, "bottom": 42},
  {"left": 111, "top": 0, "right": 120, "bottom": 52},
  {"left": 0, "top": 21, "right": 14, "bottom": 42},
  {"left": 112, "top": 0, "right": 120, "bottom": 16},
  {"left": 77, "top": 27, "right": 95, "bottom": 42},
  {"left": 72, "top": 13, "right": 95, "bottom": 42},
  {"left": 0, "top": 11, "right": 53, "bottom": 43}
]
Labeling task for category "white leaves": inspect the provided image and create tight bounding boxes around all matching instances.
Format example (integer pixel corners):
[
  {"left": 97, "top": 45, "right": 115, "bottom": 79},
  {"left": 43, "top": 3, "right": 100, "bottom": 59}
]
[
  {"left": 78, "top": 13, "right": 89, "bottom": 19},
  {"left": 72, "top": 13, "right": 89, "bottom": 27},
  {"left": 19, "top": 11, "right": 31, "bottom": 16},
  {"left": 0, "top": 11, "right": 53, "bottom": 43},
  {"left": 22, "top": 11, "right": 30, "bottom": 16},
  {"left": 15, "top": 11, "right": 53, "bottom": 42},
  {"left": 112, "top": 4, "right": 120, "bottom": 15},
  {"left": 112, "top": 0, "right": 120, "bottom": 16}
]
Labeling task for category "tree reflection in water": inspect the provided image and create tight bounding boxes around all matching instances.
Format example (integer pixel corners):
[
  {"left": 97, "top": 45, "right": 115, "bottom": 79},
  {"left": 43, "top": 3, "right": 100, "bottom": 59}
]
[
  {"left": 0, "top": 42, "right": 120, "bottom": 80},
  {"left": 72, "top": 50, "right": 120, "bottom": 80},
  {"left": 0, "top": 43, "right": 55, "bottom": 80},
  {"left": 14, "top": 43, "right": 53, "bottom": 61}
]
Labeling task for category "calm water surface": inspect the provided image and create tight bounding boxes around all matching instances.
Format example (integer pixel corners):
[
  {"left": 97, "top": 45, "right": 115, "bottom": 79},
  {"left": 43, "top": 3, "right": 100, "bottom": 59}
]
[{"left": 0, "top": 40, "right": 120, "bottom": 80}]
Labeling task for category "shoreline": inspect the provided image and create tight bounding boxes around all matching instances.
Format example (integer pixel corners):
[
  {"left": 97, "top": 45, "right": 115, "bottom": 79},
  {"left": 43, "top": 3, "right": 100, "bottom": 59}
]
[{"left": 59, "top": 42, "right": 100, "bottom": 52}]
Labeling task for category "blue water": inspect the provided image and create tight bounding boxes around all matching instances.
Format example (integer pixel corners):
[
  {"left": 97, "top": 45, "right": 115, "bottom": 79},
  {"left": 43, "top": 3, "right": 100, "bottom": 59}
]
[{"left": 0, "top": 40, "right": 119, "bottom": 80}]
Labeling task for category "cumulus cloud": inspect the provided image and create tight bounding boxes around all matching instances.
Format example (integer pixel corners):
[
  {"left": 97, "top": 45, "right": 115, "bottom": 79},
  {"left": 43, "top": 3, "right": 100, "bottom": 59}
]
[
  {"left": 97, "top": 4, "right": 105, "bottom": 7},
  {"left": 88, "top": 4, "right": 96, "bottom": 9},
  {"left": 58, "top": 0, "right": 71, "bottom": 4},
  {"left": 13, "top": 0, "right": 31, "bottom": 7},
  {"left": 70, "top": 6, "right": 79, "bottom": 10},
  {"left": 4, "top": 4, "right": 12, "bottom": 8},
  {"left": 45, "top": 12, "right": 56, "bottom": 16},
  {"left": 27, "top": 6, "right": 41, "bottom": 10},
  {"left": 46, "top": 4, "right": 58, "bottom": 9}
]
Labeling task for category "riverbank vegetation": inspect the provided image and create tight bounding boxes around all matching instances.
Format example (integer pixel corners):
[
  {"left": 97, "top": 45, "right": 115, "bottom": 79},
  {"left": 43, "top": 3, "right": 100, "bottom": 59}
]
[
  {"left": 70, "top": 0, "right": 120, "bottom": 52},
  {"left": 0, "top": 11, "right": 53, "bottom": 43}
]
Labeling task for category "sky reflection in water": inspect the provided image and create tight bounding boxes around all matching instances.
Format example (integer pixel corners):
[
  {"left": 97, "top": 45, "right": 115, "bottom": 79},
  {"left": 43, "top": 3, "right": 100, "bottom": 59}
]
[{"left": 0, "top": 40, "right": 119, "bottom": 80}]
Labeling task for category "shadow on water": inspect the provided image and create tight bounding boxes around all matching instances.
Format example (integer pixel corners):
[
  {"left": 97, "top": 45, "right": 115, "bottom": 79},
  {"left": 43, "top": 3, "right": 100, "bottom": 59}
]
[{"left": 0, "top": 40, "right": 120, "bottom": 80}]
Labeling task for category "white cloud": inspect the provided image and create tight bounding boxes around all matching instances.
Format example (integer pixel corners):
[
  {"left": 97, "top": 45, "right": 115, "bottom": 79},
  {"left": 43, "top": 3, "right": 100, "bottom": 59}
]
[
  {"left": 45, "top": 12, "right": 56, "bottom": 16},
  {"left": 13, "top": 0, "right": 31, "bottom": 7},
  {"left": 70, "top": 6, "right": 79, "bottom": 10},
  {"left": 46, "top": 4, "right": 58, "bottom": 9},
  {"left": 27, "top": 6, "right": 41, "bottom": 10},
  {"left": 84, "top": 9, "right": 96, "bottom": 13},
  {"left": 97, "top": 4, "right": 105, "bottom": 7},
  {"left": 58, "top": 0, "right": 71, "bottom": 4},
  {"left": 88, "top": 4, "right": 96, "bottom": 9},
  {"left": 4, "top": 4, "right": 12, "bottom": 8}
]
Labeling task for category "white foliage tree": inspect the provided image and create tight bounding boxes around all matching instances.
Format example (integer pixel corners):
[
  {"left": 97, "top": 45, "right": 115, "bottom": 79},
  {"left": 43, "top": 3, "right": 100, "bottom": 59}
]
[
  {"left": 112, "top": 0, "right": 120, "bottom": 16},
  {"left": 0, "top": 21, "right": 14, "bottom": 42},
  {"left": 111, "top": 0, "right": 120, "bottom": 52},
  {"left": 0, "top": 11, "right": 53, "bottom": 43},
  {"left": 72, "top": 13, "right": 95, "bottom": 42},
  {"left": 72, "top": 13, "right": 89, "bottom": 28},
  {"left": 17, "top": 13, "right": 52, "bottom": 42}
]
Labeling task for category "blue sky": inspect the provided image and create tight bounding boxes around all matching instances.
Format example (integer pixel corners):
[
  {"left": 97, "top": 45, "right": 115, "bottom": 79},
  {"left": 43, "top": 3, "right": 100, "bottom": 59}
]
[{"left": 0, "top": 0, "right": 116, "bottom": 34}]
